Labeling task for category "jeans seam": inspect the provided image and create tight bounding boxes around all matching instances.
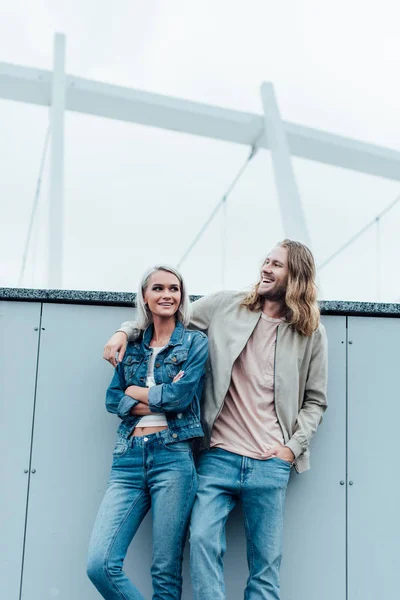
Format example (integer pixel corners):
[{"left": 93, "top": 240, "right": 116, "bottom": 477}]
[
  {"left": 242, "top": 506, "right": 255, "bottom": 598},
  {"left": 215, "top": 496, "right": 234, "bottom": 595},
  {"left": 103, "top": 490, "right": 147, "bottom": 600},
  {"left": 173, "top": 457, "right": 197, "bottom": 595}
]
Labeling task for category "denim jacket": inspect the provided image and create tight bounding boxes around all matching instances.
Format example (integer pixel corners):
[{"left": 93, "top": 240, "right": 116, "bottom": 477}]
[{"left": 106, "top": 321, "right": 208, "bottom": 443}]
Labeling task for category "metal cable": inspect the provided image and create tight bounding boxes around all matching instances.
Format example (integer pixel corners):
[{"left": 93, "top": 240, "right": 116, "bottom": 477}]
[
  {"left": 318, "top": 193, "right": 400, "bottom": 271},
  {"left": 177, "top": 144, "right": 259, "bottom": 268},
  {"left": 18, "top": 124, "right": 51, "bottom": 286},
  {"left": 376, "top": 216, "right": 381, "bottom": 301}
]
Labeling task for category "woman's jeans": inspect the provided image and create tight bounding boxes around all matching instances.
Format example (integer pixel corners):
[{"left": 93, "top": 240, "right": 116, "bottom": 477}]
[
  {"left": 87, "top": 431, "right": 197, "bottom": 600},
  {"left": 190, "top": 448, "right": 291, "bottom": 600}
]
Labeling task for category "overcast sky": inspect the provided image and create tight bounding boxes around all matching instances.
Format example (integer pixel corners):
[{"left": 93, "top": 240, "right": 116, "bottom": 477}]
[{"left": 1, "top": 0, "right": 400, "bottom": 301}]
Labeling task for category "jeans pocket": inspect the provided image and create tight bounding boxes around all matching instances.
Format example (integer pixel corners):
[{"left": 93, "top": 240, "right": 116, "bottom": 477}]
[
  {"left": 161, "top": 440, "right": 192, "bottom": 453},
  {"left": 273, "top": 456, "right": 293, "bottom": 468},
  {"left": 113, "top": 438, "right": 129, "bottom": 458}
]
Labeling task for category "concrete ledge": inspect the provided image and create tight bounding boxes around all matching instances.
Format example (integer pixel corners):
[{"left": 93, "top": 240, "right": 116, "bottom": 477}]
[{"left": 1, "top": 287, "right": 400, "bottom": 317}]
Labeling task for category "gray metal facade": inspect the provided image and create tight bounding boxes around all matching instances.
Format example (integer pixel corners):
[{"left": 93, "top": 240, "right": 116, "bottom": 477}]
[{"left": 0, "top": 301, "right": 398, "bottom": 599}]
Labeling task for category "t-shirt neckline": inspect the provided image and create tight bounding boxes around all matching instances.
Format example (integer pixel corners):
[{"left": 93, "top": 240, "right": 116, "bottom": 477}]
[{"left": 260, "top": 312, "right": 284, "bottom": 323}]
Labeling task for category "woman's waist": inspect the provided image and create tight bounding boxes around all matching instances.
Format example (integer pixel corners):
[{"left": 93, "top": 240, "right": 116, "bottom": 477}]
[
  {"left": 117, "top": 419, "right": 204, "bottom": 441},
  {"left": 132, "top": 424, "right": 168, "bottom": 437}
]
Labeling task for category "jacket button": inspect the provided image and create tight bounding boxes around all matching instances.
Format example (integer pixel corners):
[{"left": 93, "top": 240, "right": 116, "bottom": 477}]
[
  {"left": 172, "top": 433, "right": 178, "bottom": 438},
  {"left": 177, "top": 413, "right": 182, "bottom": 419},
  {"left": 155, "top": 363, "right": 161, "bottom": 368}
]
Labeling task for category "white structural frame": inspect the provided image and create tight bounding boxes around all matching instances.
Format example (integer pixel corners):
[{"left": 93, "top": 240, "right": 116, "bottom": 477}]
[
  {"left": 260, "top": 83, "right": 310, "bottom": 245},
  {"left": 48, "top": 34, "right": 65, "bottom": 288},
  {"left": 1, "top": 33, "right": 400, "bottom": 286}
]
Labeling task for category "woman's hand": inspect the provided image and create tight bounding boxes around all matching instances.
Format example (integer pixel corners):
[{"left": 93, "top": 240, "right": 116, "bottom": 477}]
[
  {"left": 172, "top": 370, "right": 185, "bottom": 383},
  {"left": 103, "top": 332, "right": 128, "bottom": 367},
  {"left": 125, "top": 373, "right": 183, "bottom": 410}
]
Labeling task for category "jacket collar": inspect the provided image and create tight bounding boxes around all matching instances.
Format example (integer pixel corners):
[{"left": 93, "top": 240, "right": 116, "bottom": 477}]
[{"left": 143, "top": 320, "right": 185, "bottom": 349}]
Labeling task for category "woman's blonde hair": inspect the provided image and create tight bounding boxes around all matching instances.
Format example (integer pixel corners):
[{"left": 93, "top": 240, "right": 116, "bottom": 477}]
[
  {"left": 136, "top": 264, "right": 190, "bottom": 330},
  {"left": 241, "top": 239, "right": 320, "bottom": 336}
]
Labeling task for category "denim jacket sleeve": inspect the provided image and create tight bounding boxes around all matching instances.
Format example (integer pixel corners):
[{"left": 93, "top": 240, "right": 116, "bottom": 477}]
[
  {"left": 148, "top": 333, "right": 208, "bottom": 414},
  {"left": 105, "top": 363, "right": 139, "bottom": 419}
]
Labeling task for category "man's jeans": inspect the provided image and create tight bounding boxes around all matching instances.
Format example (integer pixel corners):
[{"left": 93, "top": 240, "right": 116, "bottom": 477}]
[
  {"left": 190, "top": 448, "right": 291, "bottom": 600},
  {"left": 87, "top": 431, "right": 197, "bottom": 599}
]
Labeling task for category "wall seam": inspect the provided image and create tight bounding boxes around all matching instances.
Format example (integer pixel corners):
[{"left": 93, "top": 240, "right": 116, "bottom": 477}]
[
  {"left": 345, "top": 315, "right": 349, "bottom": 600},
  {"left": 18, "top": 302, "right": 43, "bottom": 600}
]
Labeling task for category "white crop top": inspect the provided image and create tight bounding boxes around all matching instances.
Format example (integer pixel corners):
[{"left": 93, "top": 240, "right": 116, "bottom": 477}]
[{"left": 135, "top": 346, "right": 168, "bottom": 428}]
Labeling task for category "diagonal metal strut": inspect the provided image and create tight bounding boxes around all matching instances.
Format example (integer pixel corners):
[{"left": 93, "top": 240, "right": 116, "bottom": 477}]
[{"left": 177, "top": 145, "right": 258, "bottom": 268}]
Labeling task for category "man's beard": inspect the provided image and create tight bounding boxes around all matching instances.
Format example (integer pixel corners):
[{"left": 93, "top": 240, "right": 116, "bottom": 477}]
[{"left": 258, "top": 283, "right": 287, "bottom": 303}]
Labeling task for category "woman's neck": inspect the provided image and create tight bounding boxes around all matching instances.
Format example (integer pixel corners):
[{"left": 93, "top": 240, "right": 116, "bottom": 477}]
[{"left": 151, "top": 315, "right": 176, "bottom": 345}]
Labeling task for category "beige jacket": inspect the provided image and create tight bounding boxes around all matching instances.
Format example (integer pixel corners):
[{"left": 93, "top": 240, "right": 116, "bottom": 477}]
[{"left": 119, "top": 290, "right": 328, "bottom": 473}]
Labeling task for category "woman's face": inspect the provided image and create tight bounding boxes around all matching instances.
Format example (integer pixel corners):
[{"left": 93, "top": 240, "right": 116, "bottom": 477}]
[{"left": 143, "top": 270, "right": 182, "bottom": 320}]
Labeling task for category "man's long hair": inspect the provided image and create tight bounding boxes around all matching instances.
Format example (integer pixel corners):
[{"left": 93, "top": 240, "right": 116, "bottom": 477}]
[{"left": 241, "top": 239, "right": 320, "bottom": 336}]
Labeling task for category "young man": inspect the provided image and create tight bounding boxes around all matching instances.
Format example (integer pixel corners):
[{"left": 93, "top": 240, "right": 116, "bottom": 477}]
[{"left": 103, "top": 239, "right": 328, "bottom": 600}]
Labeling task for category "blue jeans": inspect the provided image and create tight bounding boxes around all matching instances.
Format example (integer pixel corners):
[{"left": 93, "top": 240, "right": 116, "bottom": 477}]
[
  {"left": 87, "top": 431, "right": 197, "bottom": 599},
  {"left": 190, "top": 448, "right": 291, "bottom": 600}
]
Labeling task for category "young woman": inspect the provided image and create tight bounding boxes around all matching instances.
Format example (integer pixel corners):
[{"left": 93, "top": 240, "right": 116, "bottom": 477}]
[{"left": 87, "top": 265, "right": 208, "bottom": 600}]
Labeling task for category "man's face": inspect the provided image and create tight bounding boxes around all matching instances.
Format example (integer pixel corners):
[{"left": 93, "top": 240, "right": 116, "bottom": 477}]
[{"left": 258, "top": 246, "right": 289, "bottom": 302}]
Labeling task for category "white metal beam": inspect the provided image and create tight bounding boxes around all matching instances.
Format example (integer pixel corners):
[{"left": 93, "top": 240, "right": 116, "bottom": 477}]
[
  {"left": 260, "top": 82, "right": 310, "bottom": 245},
  {"left": 1, "top": 61, "right": 400, "bottom": 181},
  {"left": 48, "top": 34, "right": 66, "bottom": 288}
]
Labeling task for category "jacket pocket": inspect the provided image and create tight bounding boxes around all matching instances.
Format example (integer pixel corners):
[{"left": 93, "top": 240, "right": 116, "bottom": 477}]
[
  {"left": 123, "top": 354, "right": 142, "bottom": 381},
  {"left": 164, "top": 349, "right": 188, "bottom": 378}
]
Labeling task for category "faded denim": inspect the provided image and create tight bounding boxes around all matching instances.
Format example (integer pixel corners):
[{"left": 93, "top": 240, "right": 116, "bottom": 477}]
[
  {"left": 87, "top": 430, "right": 197, "bottom": 599},
  {"left": 190, "top": 448, "right": 291, "bottom": 600},
  {"left": 106, "top": 321, "right": 207, "bottom": 442}
]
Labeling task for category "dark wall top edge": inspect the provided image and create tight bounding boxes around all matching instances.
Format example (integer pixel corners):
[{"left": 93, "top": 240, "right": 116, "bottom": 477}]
[{"left": 1, "top": 287, "right": 400, "bottom": 317}]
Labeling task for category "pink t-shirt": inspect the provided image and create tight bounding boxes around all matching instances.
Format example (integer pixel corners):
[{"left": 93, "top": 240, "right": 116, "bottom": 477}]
[{"left": 210, "top": 313, "right": 284, "bottom": 459}]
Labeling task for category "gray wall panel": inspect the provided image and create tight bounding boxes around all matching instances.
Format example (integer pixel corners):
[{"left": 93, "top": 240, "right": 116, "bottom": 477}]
[
  {"left": 347, "top": 317, "right": 400, "bottom": 600},
  {"left": 5, "top": 302, "right": 390, "bottom": 600},
  {"left": 209, "top": 316, "right": 348, "bottom": 600},
  {"left": 0, "top": 301, "right": 42, "bottom": 600},
  {"left": 280, "top": 315, "right": 347, "bottom": 600},
  {"left": 20, "top": 303, "right": 137, "bottom": 600}
]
